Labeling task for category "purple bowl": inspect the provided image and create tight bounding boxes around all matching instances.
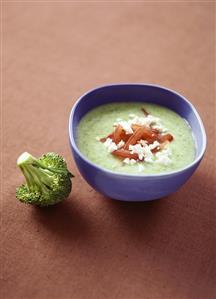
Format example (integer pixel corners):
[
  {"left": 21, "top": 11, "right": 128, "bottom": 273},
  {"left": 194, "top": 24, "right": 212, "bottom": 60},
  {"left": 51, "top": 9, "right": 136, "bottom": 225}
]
[{"left": 69, "top": 84, "right": 206, "bottom": 201}]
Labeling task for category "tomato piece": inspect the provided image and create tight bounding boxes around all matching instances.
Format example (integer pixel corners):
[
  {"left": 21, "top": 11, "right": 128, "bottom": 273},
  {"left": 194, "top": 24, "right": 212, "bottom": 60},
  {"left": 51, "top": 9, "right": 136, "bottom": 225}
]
[
  {"left": 112, "top": 149, "right": 138, "bottom": 160},
  {"left": 124, "top": 127, "right": 145, "bottom": 149},
  {"left": 142, "top": 128, "right": 158, "bottom": 143},
  {"left": 157, "top": 133, "right": 173, "bottom": 143},
  {"left": 131, "top": 124, "right": 142, "bottom": 131},
  {"left": 121, "top": 133, "right": 133, "bottom": 142},
  {"left": 113, "top": 125, "right": 125, "bottom": 144},
  {"left": 113, "top": 125, "right": 133, "bottom": 143},
  {"left": 132, "top": 125, "right": 161, "bottom": 144}
]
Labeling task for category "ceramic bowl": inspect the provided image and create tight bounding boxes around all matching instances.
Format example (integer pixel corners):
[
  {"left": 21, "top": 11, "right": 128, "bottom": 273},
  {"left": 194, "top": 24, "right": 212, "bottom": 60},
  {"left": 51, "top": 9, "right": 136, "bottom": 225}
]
[{"left": 69, "top": 84, "right": 206, "bottom": 201}]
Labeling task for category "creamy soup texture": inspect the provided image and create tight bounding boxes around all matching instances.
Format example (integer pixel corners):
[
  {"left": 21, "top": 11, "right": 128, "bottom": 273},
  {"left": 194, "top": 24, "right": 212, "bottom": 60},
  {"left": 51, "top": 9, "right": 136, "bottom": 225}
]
[{"left": 77, "top": 103, "right": 196, "bottom": 174}]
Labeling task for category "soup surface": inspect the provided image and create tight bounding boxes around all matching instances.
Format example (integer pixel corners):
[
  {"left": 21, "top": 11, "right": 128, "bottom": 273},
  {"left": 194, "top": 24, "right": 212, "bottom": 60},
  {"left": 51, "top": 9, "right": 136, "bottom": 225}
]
[{"left": 77, "top": 102, "right": 195, "bottom": 174}]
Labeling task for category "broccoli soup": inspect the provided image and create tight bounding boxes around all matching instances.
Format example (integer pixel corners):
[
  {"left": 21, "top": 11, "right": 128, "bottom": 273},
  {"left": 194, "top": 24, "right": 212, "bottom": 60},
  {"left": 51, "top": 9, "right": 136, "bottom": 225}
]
[{"left": 77, "top": 103, "right": 196, "bottom": 175}]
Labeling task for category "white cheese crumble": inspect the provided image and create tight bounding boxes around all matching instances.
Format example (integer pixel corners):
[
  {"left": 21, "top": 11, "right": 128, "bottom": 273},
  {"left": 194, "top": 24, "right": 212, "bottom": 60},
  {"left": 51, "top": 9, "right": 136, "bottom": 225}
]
[
  {"left": 128, "top": 115, "right": 161, "bottom": 128},
  {"left": 129, "top": 113, "right": 136, "bottom": 118},
  {"left": 152, "top": 124, "right": 168, "bottom": 133},
  {"left": 155, "top": 147, "right": 172, "bottom": 165},
  {"left": 104, "top": 138, "right": 113, "bottom": 147},
  {"left": 123, "top": 158, "right": 137, "bottom": 165},
  {"left": 113, "top": 114, "right": 164, "bottom": 133},
  {"left": 148, "top": 140, "right": 160, "bottom": 150},
  {"left": 123, "top": 158, "right": 130, "bottom": 164},
  {"left": 129, "top": 143, "right": 154, "bottom": 163},
  {"left": 117, "top": 140, "right": 125, "bottom": 148},
  {"left": 143, "top": 146, "right": 154, "bottom": 163},
  {"left": 129, "top": 144, "right": 145, "bottom": 160},
  {"left": 104, "top": 138, "right": 118, "bottom": 153},
  {"left": 118, "top": 120, "right": 133, "bottom": 134},
  {"left": 138, "top": 139, "right": 148, "bottom": 146}
]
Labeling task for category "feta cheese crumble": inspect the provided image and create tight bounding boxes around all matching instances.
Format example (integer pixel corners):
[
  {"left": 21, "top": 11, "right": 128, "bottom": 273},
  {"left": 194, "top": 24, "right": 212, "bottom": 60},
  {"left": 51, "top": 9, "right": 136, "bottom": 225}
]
[
  {"left": 148, "top": 141, "right": 160, "bottom": 150},
  {"left": 152, "top": 124, "right": 168, "bottom": 133},
  {"left": 129, "top": 113, "right": 136, "bottom": 118},
  {"left": 117, "top": 140, "right": 125, "bottom": 149},
  {"left": 129, "top": 143, "right": 154, "bottom": 163},
  {"left": 128, "top": 114, "right": 161, "bottom": 128},
  {"left": 123, "top": 158, "right": 137, "bottom": 165},
  {"left": 113, "top": 113, "right": 166, "bottom": 133},
  {"left": 117, "top": 120, "right": 133, "bottom": 134},
  {"left": 104, "top": 138, "right": 118, "bottom": 153},
  {"left": 155, "top": 147, "right": 172, "bottom": 165}
]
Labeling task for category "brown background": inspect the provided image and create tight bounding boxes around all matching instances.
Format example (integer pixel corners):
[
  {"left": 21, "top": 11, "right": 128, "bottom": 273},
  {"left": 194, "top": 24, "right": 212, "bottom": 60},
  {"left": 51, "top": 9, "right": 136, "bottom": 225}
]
[{"left": 1, "top": 2, "right": 215, "bottom": 299}]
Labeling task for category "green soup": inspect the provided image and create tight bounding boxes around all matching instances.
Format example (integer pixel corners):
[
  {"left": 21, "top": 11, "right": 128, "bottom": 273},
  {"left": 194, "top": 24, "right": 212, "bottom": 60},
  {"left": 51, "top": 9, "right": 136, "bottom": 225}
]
[{"left": 77, "top": 103, "right": 196, "bottom": 174}]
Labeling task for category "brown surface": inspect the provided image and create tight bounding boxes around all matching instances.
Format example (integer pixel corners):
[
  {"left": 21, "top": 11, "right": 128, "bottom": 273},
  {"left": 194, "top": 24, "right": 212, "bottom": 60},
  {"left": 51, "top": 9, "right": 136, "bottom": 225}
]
[{"left": 1, "top": 2, "right": 215, "bottom": 299}]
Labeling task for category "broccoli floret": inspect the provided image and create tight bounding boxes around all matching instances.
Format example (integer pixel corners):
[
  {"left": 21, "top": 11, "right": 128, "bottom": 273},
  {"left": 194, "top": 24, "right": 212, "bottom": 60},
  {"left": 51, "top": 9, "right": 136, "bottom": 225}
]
[{"left": 16, "top": 152, "right": 74, "bottom": 207}]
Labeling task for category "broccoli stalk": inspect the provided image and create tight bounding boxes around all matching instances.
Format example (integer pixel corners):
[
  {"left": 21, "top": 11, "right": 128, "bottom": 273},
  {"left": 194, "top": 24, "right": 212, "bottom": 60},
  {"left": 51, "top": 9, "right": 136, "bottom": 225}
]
[{"left": 16, "top": 152, "right": 73, "bottom": 207}]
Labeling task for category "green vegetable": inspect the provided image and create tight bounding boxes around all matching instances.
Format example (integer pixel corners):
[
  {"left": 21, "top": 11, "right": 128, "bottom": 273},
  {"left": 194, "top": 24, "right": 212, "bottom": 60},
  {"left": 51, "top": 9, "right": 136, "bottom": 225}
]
[{"left": 16, "top": 152, "right": 73, "bottom": 207}]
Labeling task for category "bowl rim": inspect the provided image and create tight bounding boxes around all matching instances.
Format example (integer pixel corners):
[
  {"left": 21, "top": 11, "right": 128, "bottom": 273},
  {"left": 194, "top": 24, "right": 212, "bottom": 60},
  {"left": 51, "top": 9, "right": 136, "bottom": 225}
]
[{"left": 69, "top": 83, "right": 207, "bottom": 178}]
